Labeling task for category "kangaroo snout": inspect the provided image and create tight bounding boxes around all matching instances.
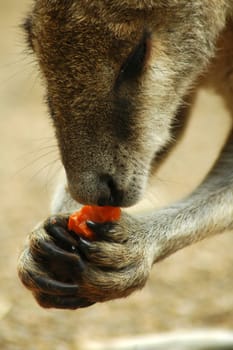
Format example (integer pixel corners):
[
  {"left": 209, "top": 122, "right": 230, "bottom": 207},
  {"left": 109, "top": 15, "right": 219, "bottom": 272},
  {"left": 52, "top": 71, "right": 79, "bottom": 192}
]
[
  {"left": 67, "top": 172, "right": 125, "bottom": 207},
  {"left": 97, "top": 174, "right": 124, "bottom": 207}
]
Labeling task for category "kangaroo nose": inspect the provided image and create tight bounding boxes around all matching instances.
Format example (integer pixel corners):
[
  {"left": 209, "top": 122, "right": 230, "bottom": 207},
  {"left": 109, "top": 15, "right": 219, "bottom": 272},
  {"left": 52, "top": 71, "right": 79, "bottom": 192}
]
[{"left": 98, "top": 174, "right": 123, "bottom": 207}]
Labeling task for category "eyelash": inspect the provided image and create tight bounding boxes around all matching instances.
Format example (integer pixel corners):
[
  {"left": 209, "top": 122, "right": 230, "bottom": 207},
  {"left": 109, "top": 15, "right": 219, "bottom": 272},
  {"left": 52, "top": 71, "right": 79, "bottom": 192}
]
[
  {"left": 116, "top": 33, "right": 150, "bottom": 87},
  {"left": 47, "top": 96, "right": 56, "bottom": 120},
  {"left": 22, "top": 17, "right": 34, "bottom": 51}
]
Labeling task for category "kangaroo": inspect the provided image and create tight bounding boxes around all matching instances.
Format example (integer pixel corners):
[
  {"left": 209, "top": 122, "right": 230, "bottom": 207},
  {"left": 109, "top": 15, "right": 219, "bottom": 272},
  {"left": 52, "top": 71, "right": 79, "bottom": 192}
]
[{"left": 18, "top": 0, "right": 233, "bottom": 323}]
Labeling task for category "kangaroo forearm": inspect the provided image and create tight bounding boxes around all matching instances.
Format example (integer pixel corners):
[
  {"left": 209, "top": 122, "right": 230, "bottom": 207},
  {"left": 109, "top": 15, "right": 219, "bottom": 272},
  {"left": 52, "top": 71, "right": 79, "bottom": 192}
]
[
  {"left": 151, "top": 186, "right": 233, "bottom": 263},
  {"left": 151, "top": 137, "right": 233, "bottom": 262}
]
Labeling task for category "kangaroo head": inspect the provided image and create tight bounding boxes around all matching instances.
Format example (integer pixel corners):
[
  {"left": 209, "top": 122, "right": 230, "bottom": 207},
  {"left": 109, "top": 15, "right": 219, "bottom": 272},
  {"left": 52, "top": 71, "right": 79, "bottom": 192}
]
[{"left": 24, "top": 0, "right": 225, "bottom": 207}]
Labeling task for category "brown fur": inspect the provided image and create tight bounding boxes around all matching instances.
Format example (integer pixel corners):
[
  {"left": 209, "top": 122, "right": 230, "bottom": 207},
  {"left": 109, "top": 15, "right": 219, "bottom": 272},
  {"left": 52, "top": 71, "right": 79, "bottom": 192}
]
[{"left": 18, "top": 0, "right": 233, "bottom": 326}]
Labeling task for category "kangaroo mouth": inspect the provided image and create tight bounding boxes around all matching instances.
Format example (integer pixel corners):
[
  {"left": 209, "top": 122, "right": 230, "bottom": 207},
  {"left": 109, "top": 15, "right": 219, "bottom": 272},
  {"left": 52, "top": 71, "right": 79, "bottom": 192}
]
[{"left": 67, "top": 170, "right": 145, "bottom": 208}]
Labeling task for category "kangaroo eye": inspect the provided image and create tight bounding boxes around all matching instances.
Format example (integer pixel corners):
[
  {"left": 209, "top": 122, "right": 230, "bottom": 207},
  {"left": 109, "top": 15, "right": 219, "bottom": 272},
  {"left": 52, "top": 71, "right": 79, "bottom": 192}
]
[{"left": 116, "top": 32, "right": 150, "bottom": 86}]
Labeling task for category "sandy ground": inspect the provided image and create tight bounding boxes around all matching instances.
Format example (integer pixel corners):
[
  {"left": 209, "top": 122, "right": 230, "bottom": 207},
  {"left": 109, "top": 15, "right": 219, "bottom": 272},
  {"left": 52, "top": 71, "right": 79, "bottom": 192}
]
[{"left": 0, "top": 1, "right": 233, "bottom": 349}]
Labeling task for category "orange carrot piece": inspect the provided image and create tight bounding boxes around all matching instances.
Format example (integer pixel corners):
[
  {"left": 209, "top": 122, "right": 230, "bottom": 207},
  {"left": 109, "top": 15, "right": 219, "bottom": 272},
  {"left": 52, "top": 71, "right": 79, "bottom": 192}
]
[{"left": 68, "top": 205, "right": 121, "bottom": 240}]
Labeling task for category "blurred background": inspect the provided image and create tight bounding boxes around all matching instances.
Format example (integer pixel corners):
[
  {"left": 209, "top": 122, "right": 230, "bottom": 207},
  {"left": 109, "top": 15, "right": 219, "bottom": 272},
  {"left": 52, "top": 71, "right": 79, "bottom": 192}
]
[{"left": 0, "top": 1, "right": 232, "bottom": 349}]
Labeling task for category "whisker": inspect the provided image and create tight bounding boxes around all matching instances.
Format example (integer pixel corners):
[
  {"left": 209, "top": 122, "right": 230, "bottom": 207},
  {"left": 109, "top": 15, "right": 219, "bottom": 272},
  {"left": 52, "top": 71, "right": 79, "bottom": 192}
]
[
  {"left": 14, "top": 149, "right": 59, "bottom": 178},
  {"left": 153, "top": 174, "right": 190, "bottom": 189},
  {"left": 0, "top": 55, "right": 35, "bottom": 70},
  {"left": 44, "top": 162, "right": 63, "bottom": 191},
  {"left": 27, "top": 158, "right": 61, "bottom": 184},
  {"left": 30, "top": 136, "right": 57, "bottom": 145},
  {"left": 17, "top": 144, "right": 58, "bottom": 158}
]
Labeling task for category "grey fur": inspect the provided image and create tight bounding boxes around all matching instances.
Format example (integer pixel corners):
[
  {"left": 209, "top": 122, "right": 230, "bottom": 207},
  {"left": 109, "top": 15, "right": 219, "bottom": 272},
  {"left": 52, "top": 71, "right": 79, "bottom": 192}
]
[{"left": 18, "top": 0, "right": 233, "bottom": 347}]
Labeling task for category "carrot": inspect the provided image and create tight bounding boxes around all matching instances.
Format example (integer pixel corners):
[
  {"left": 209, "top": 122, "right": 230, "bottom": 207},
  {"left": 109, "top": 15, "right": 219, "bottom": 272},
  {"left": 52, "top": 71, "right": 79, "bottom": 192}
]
[{"left": 68, "top": 205, "right": 121, "bottom": 240}]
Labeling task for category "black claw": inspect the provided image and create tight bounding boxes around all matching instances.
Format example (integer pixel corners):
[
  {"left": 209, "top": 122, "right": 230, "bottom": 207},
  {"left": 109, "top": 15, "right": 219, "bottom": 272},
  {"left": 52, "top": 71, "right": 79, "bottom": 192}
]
[
  {"left": 78, "top": 300, "right": 96, "bottom": 309},
  {"left": 32, "top": 239, "right": 83, "bottom": 266},
  {"left": 45, "top": 224, "right": 80, "bottom": 252},
  {"left": 86, "top": 221, "right": 114, "bottom": 239},
  {"left": 36, "top": 293, "right": 95, "bottom": 310},
  {"left": 79, "top": 237, "right": 92, "bottom": 253},
  {"left": 28, "top": 272, "right": 79, "bottom": 295},
  {"left": 79, "top": 237, "right": 92, "bottom": 247},
  {"left": 78, "top": 237, "right": 94, "bottom": 261}
]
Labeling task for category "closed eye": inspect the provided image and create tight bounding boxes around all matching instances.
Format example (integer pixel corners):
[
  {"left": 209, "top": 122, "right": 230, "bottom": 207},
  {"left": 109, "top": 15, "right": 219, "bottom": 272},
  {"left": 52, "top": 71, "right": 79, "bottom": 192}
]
[{"left": 116, "top": 32, "right": 151, "bottom": 87}]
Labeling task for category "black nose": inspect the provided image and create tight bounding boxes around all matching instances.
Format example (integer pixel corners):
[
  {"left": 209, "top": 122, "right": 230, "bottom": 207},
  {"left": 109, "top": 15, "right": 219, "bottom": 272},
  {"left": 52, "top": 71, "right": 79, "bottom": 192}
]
[{"left": 97, "top": 174, "right": 123, "bottom": 207}]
